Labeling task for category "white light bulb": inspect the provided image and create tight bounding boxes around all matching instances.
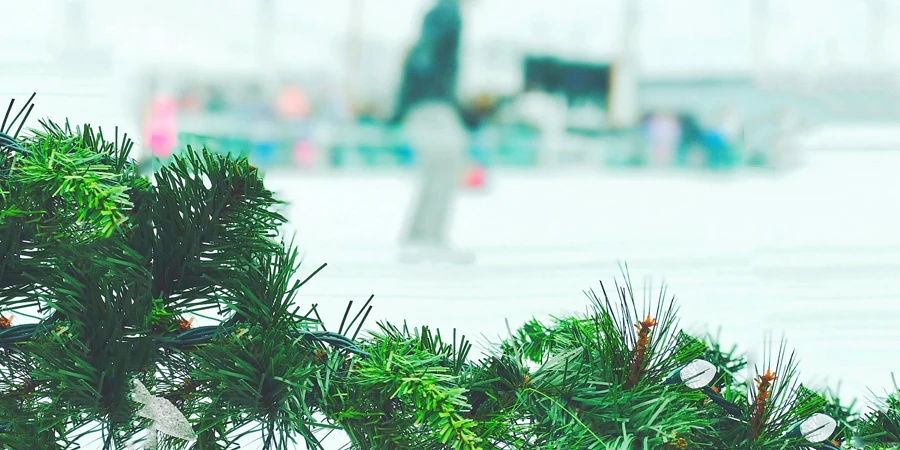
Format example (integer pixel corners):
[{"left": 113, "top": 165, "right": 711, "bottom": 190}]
[
  {"left": 680, "top": 359, "right": 716, "bottom": 389},
  {"left": 800, "top": 413, "right": 837, "bottom": 443}
]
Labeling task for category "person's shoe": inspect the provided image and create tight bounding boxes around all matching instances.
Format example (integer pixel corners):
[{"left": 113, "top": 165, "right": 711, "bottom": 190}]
[{"left": 398, "top": 245, "right": 426, "bottom": 264}]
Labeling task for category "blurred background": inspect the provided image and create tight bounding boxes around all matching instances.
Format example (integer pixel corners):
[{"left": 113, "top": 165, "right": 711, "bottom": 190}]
[{"left": 2, "top": 0, "right": 899, "bottom": 444}]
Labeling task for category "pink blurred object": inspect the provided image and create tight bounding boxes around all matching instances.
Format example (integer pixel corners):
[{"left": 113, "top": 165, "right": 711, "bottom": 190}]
[
  {"left": 463, "top": 166, "right": 486, "bottom": 189},
  {"left": 144, "top": 94, "right": 178, "bottom": 158},
  {"left": 294, "top": 141, "right": 317, "bottom": 167},
  {"left": 151, "top": 94, "right": 178, "bottom": 116},
  {"left": 277, "top": 86, "right": 311, "bottom": 119},
  {"left": 148, "top": 131, "right": 176, "bottom": 158}
]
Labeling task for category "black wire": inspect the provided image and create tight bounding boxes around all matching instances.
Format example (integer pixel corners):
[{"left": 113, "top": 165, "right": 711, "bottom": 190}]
[
  {"left": 0, "top": 324, "right": 43, "bottom": 348},
  {"left": 154, "top": 325, "right": 227, "bottom": 349},
  {"left": 701, "top": 386, "right": 744, "bottom": 417},
  {"left": 1, "top": 131, "right": 29, "bottom": 179},
  {"left": 293, "top": 330, "right": 370, "bottom": 358},
  {"left": 154, "top": 325, "right": 370, "bottom": 358},
  {"left": 2, "top": 319, "right": 369, "bottom": 358},
  {"left": 0, "top": 132, "right": 24, "bottom": 152}
]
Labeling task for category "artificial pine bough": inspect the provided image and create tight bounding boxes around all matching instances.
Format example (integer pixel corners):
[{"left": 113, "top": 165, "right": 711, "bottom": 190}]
[{"left": 0, "top": 95, "right": 898, "bottom": 449}]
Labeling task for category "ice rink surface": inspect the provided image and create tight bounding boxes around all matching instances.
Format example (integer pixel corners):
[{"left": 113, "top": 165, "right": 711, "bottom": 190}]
[
  {"left": 265, "top": 150, "right": 900, "bottom": 412},
  {"left": 3, "top": 69, "right": 900, "bottom": 448}
]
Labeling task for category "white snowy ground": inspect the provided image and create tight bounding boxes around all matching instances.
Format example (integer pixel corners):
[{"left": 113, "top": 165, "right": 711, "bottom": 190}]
[{"left": 4, "top": 70, "right": 900, "bottom": 449}]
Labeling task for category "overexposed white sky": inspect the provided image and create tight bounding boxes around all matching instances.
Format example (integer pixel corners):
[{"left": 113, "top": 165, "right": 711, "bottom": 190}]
[{"left": 2, "top": 0, "right": 899, "bottom": 96}]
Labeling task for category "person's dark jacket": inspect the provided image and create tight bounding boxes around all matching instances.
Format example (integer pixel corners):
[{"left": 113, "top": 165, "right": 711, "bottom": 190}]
[{"left": 392, "top": 0, "right": 462, "bottom": 123}]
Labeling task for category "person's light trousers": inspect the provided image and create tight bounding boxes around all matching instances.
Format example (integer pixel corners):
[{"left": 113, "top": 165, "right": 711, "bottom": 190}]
[{"left": 402, "top": 102, "right": 468, "bottom": 246}]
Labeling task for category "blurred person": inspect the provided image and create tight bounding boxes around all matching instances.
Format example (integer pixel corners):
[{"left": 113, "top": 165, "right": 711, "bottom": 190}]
[
  {"left": 703, "top": 106, "right": 743, "bottom": 169},
  {"left": 395, "top": 0, "right": 474, "bottom": 263},
  {"left": 643, "top": 112, "right": 681, "bottom": 167},
  {"left": 142, "top": 79, "right": 179, "bottom": 161},
  {"left": 391, "top": 0, "right": 464, "bottom": 123},
  {"left": 401, "top": 104, "right": 471, "bottom": 262},
  {"left": 674, "top": 113, "right": 704, "bottom": 167}
]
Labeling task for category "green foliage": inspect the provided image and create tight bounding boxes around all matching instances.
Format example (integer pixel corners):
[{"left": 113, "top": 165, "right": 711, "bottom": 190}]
[
  {"left": 700, "top": 330, "right": 747, "bottom": 394},
  {"left": 1, "top": 95, "right": 153, "bottom": 448},
  {"left": 330, "top": 323, "right": 481, "bottom": 450},
  {"left": 1, "top": 96, "right": 898, "bottom": 449},
  {"left": 858, "top": 375, "right": 900, "bottom": 447},
  {"left": 822, "top": 386, "right": 861, "bottom": 447}
]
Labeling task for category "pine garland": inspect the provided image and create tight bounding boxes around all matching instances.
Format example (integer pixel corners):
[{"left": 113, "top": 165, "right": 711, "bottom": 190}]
[{"left": 1, "top": 95, "right": 898, "bottom": 449}]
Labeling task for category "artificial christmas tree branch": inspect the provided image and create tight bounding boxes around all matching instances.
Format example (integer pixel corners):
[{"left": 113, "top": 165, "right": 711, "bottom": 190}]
[{"left": 1, "top": 95, "right": 898, "bottom": 449}]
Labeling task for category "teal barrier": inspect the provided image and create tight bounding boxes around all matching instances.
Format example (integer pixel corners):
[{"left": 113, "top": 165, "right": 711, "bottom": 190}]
[{"left": 174, "top": 123, "right": 543, "bottom": 169}]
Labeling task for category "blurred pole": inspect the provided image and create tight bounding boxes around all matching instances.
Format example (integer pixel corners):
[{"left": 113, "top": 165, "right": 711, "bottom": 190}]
[
  {"left": 347, "top": 0, "right": 364, "bottom": 114},
  {"left": 750, "top": 0, "right": 768, "bottom": 79},
  {"left": 259, "top": 0, "right": 275, "bottom": 73},
  {"left": 60, "top": 0, "right": 88, "bottom": 62},
  {"left": 609, "top": 0, "right": 639, "bottom": 128},
  {"left": 868, "top": 0, "right": 886, "bottom": 67}
]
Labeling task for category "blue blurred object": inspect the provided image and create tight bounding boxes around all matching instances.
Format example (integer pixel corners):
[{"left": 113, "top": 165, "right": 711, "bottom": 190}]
[
  {"left": 469, "top": 128, "right": 490, "bottom": 166},
  {"left": 701, "top": 130, "right": 737, "bottom": 169},
  {"left": 252, "top": 140, "right": 277, "bottom": 167},
  {"left": 396, "top": 142, "right": 416, "bottom": 166}
]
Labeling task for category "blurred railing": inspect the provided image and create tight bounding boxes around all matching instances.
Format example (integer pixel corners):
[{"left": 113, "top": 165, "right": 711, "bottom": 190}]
[
  {"left": 173, "top": 120, "right": 759, "bottom": 171},
  {"left": 175, "top": 120, "right": 546, "bottom": 169}
]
